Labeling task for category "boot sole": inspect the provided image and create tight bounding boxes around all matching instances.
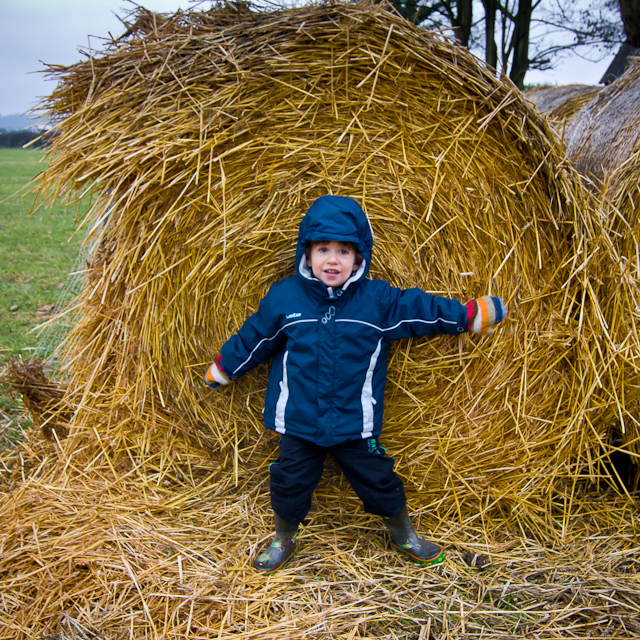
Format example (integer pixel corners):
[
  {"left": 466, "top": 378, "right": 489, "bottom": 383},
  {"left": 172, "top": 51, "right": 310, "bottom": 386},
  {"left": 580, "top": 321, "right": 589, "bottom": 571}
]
[{"left": 392, "top": 543, "right": 445, "bottom": 566}]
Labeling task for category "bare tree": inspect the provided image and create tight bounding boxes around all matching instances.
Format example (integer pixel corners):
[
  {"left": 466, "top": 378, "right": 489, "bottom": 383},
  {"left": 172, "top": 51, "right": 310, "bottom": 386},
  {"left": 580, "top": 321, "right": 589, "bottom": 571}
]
[
  {"left": 447, "top": 0, "right": 474, "bottom": 45},
  {"left": 620, "top": 0, "right": 640, "bottom": 45},
  {"left": 389, "top": 0, "right": 473, "bottom": 45},
  {"left": 539, "top": 1, "right": 624, "bottom": 55},
  {"left": 493, "top": 0, "right": 537, "bottom": 88},
  {"left": 388, "top": 0, "right": 441, "bottom": 26},
  {"left": 385, "top": 0, "right": 633, "bottom": 88},
  {"left": 482, "top": 0, "right": 499, "bottom": 68}
]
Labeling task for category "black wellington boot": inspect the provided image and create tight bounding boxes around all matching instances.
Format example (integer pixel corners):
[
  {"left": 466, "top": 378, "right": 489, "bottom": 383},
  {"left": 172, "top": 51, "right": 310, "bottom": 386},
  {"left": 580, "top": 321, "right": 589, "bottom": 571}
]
[
  {"left": 253, "top": 514, "right": 299, "bottom": 574},
  {"left": 383, "top": 506, "right": 445, "bottom": 566}
]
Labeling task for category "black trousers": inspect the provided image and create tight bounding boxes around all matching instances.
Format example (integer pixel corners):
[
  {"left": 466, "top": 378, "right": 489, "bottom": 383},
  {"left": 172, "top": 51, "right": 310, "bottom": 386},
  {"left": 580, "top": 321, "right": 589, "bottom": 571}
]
[{"left": 269, "top": 433, "right": 406, "bottom": 525}]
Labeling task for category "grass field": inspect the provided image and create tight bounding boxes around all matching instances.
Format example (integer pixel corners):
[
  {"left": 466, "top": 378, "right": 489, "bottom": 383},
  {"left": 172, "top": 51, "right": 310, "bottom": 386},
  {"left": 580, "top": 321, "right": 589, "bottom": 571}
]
[{"left": 0, "top": 147, "right": 87, "bottom": 444}]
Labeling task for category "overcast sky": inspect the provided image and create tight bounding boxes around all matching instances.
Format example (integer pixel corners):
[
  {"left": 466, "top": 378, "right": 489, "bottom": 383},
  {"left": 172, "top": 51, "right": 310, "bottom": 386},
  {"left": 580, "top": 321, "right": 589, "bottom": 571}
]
[{"left": 1, "top": 0, "right": 615, "bottom": 118}]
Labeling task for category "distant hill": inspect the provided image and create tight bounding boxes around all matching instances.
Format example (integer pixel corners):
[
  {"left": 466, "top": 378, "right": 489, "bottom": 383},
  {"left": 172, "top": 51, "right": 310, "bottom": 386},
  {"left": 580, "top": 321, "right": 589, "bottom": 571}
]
[{"left": 0, "top": 113, "right": 41, "bottom": 132}]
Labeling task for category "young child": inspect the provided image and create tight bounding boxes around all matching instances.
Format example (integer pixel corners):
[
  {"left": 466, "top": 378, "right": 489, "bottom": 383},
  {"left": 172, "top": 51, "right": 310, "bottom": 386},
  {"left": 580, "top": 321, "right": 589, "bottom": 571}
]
[{"left": 205, "top": 195, "right": 507, "bottom": 574}]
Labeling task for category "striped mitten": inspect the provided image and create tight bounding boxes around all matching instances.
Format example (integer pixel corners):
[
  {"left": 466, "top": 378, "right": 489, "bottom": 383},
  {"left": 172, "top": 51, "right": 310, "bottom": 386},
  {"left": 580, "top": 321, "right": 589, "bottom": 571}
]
[
  {"left": 466, "top": 296, "right": 507, "bottom": 335},
  {"left": 204, "top": 355, "right": 230, "bottom": 390}
]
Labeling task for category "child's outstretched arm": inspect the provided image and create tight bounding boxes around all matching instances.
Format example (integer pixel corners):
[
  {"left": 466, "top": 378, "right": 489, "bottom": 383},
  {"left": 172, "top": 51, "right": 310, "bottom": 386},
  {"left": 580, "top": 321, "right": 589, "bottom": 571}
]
[
  {"left": 377, "top": 284, "right": 507, "bottom": 341},
  {"left": 203, "top": 283, "right": 288, "bottom": 390},
  {"left": 465, "top": 296, "right": 507, "bottom": 336}
]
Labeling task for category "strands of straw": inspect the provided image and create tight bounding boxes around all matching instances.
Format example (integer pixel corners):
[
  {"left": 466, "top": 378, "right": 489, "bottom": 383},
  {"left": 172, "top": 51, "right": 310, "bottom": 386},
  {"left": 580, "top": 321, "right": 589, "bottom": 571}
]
[
  {"left": 2, "top": 2, "right": 639, "bottom": 638},
  {"left": 0, "top": 359, "right": 71, "bottom": 440},
  {"left": 590, "top": 148, "right": 640, "bottom": 464}
]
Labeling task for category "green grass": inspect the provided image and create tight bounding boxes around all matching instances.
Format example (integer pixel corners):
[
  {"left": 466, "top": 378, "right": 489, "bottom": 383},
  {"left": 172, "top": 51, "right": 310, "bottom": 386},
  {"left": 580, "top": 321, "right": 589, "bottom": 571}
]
[
  {"left": 0, "top": 148, "right": 86, "bottom": 356},
  {"left": 0, "top": 147, "right": 88, "bottom": 447}
]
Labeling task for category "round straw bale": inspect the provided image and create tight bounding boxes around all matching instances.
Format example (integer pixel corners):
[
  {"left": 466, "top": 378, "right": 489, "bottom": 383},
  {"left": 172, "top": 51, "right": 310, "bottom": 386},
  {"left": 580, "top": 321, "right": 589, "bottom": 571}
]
[
  {"left": 565, "top": 58, "right": 640, "bottom": 183},
  {"left": 30, "top": 1, "right": 630, "bottom": 528},
  {"left": 589, "top": 150, "right": 640, "bottom": 466},
  {"left": 526, "top": 84, "right": 600, "bottom": 118}
]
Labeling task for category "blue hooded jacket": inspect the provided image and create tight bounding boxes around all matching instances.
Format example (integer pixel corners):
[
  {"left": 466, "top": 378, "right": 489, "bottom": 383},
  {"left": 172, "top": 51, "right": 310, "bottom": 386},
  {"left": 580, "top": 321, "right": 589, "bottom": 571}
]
[{"left": 219, "top": 195, "right": 468, "bottom": 447}]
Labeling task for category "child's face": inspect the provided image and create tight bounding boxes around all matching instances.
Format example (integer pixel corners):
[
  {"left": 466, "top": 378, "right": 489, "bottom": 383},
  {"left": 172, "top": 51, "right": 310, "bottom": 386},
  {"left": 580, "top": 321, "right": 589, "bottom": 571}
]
[{"left": 306, "top": 241, "right": 359, "bottom": 288}]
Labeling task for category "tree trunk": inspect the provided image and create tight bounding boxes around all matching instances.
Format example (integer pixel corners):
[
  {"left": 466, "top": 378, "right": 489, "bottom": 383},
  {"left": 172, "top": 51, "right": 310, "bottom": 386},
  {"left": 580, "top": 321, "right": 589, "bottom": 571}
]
[
  {"left": 482, "top": 0, "right": 499, "bottom": 70},
  {"left": 509, "top": 0, "right": 533, "bottom": 89},
  {"left": 619, "top": 0, "right": 640, "bottom": 46},
  {"left": 454, "top": 0, "right": 473, "bottom": 46}
]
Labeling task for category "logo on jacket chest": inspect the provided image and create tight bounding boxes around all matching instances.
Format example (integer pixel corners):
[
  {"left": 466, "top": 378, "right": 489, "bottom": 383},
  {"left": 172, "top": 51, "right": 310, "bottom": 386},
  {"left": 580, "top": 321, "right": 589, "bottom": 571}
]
[
  {"left": 285, "top": 312, "right": 302, "bottom": 320},
  {"left": 322, "top": 306, "right": 336, "bottom": 324}
]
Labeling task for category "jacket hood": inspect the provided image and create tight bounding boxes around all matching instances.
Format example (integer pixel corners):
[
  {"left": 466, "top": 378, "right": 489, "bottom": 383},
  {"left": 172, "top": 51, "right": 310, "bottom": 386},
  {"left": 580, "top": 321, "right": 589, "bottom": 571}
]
[{"left": 296, "top": 195, "right": 373, "bottom": 292}]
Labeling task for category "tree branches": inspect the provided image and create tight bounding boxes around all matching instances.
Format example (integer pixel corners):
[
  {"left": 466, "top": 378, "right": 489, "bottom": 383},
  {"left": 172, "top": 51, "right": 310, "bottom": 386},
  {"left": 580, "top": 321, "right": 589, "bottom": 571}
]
[{"left": 386, "top": 0, "right": 628, "bottom": 88}]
